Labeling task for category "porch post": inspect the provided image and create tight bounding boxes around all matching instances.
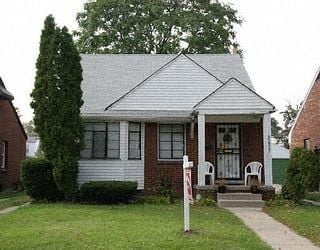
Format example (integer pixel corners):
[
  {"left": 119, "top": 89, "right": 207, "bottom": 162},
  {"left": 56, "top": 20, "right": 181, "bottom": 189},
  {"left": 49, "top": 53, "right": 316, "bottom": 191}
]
[
  {"left": 198, "top": 114, "right": 206, "bottom": 186},
  {"left": 263, "top": 114, "right": 273, "bottom": 186}
]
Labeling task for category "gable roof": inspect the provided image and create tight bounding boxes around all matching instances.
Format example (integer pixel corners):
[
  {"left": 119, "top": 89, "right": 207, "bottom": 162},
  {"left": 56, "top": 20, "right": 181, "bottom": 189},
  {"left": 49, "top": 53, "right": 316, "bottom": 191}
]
[
  {"left": 80, "top": 53, "right": 255, "bottom": 116},
  {"left": 108, "top": 54, "right": 223, "bottom": 112},
  {"left": 0, "top": 78, "right": 14, "bottom": 100},
  {"left": 289, "top": 66, "right": 320, "bottom": 142},
  {"left": 193, "top": 78, "right": 275, "bottom": 114}
]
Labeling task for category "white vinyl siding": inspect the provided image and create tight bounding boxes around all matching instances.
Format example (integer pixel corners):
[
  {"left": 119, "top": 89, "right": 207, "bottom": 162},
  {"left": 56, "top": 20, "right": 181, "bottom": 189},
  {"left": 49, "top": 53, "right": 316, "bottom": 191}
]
[
  {"left": 159, "top": 124, "right": 184, "bottom": 160},
  {"left": 78, "top": 122, "right": 145, "bottom": 189},
  {"left": 110, "top": 56, "right": 222, "bottom": 111},
  {"left": 195, "top": 79, "right": 274, "bottom": 114}
]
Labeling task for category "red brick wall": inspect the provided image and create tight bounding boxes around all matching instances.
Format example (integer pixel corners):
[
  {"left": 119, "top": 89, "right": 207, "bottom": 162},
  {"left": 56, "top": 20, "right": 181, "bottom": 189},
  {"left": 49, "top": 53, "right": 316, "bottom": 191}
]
[
  {"left": 242, "top": 122, "right": 264, "bottom": 182},
  {"left": 0, "top": 101, "right": 26, "bottom": 190},
  {"left": 144, "top": 122, "right": 264, "bottom": 194},
  {"left": 291, "top": 79, "right": 320, "bottom": 150}
]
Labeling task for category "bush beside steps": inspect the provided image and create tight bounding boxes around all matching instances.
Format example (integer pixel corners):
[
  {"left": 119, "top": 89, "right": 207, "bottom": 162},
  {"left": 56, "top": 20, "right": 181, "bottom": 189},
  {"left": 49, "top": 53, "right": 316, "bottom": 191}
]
[{"left": 79, "top": 181, "right": 138, "bottom": 204}]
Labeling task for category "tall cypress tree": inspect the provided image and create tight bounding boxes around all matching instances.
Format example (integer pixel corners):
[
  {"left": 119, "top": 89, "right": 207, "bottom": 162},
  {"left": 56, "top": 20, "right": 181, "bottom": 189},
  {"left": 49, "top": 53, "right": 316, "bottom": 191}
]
[{"left": 31, "top": 16, "right": 84, "bottom": 200}]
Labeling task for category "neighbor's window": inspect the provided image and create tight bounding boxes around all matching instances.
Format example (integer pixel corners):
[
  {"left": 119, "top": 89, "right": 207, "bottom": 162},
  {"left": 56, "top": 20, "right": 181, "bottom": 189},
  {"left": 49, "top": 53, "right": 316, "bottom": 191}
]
[
  {"left": 304, "top": 138, "right": 310, "bottom": 149},
  {"left": 128, "top": 123, "right": 141, "bottom": 159},
  {"left": 80, "top": 122, "right": 120, "bottom": 159},
  {"left": 159, "top": 124, "right": 184, "bottom": 160},
  {"left": 0, "top": 141, "right": 8, "bottom": 170}
]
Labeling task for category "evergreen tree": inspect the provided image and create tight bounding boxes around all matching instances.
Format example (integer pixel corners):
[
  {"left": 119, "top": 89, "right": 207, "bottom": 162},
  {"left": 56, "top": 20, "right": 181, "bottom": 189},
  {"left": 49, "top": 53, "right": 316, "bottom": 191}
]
[{"left": 31, "top": 16, "right": 84, "bottom": 200}]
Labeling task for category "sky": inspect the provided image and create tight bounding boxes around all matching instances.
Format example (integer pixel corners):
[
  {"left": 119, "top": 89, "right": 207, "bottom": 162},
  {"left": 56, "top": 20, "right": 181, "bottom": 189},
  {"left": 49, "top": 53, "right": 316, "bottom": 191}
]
[{"left": 0, "top": 0, "right": 319, "bottom": 124}]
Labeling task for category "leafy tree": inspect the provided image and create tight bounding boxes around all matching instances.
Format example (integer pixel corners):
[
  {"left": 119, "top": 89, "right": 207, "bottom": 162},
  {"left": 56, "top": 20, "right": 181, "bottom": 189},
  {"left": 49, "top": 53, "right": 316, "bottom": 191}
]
[
  {"left": 31, "top": 15, "right": 84, "bottom": 200},
  {"left": 271, "top": 117, "right": 282, "bottom": 143},
  {"left": 280, "top": 104, "right": 300, "bottom": 148},
  {"left": 23, "top": 120, "right": 37, "bottom": 137},
  {"left": 74, "top": 0, "right": 242, "bottom": 54}
]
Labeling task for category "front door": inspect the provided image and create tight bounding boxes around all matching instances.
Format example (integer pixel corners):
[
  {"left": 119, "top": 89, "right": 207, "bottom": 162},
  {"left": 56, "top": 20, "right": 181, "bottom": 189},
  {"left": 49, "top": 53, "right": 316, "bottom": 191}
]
[{"left": 216, "top": 124, "right": 241, "bottom": 179}]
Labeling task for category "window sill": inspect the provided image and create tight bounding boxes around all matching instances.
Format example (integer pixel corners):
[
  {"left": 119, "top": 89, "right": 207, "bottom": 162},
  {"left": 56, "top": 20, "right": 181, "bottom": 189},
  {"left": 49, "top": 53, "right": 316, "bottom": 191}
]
[
  {"left": 79, "top": 158, "right": 121, "bottom": 161},
  {"left": 0, "top": 168, "right": 8, "bottom": 173}
]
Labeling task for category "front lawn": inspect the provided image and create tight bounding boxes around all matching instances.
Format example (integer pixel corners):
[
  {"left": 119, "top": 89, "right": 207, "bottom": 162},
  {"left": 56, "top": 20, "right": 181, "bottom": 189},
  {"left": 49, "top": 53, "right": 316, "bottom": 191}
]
[
  {"left": 265, "top": 203, "right": 320, "bottom": 246},
  {"left": 0, "top": 203, "right": 270, "bottom": 249},
  {"left": 0, "top": 192, "right": 31, "bottom": 211}
]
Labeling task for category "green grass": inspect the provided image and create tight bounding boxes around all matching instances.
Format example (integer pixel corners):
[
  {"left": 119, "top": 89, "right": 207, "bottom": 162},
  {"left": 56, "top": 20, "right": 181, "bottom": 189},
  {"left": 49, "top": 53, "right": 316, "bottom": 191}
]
[
  {"left": 0, "top": 203, "right": 270, "bottom": 249},
  {"left": 265, "top": 203, "right": 320, "bottom": 246},
  {"left": 305, "top": 192, "right": 320, "bottom": 202},
  {"left": 0, "top": 192, "right": 31, "bottom": 211}
]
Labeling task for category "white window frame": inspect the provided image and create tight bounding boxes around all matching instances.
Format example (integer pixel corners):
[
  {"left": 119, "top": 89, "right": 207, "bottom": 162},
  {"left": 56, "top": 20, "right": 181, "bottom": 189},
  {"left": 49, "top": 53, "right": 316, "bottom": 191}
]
[
  {"left": 128, "top": 122, "right": 141, "bottom": 160},
  {"left": 1, "top": 141, "right": 8, "bottom": 170},
  {"left": 157, "top": 123, "right": 186, "bottom": 161}
]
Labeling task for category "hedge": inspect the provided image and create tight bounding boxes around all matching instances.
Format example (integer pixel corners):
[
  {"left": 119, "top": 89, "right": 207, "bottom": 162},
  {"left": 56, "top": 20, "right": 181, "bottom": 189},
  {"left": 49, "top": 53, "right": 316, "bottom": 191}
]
[
  {"left": 79, "top": 181, "right": 138, "bottom": 204},
  {"left": 21, "top": 158, "right": 63, "bottom": 201}
]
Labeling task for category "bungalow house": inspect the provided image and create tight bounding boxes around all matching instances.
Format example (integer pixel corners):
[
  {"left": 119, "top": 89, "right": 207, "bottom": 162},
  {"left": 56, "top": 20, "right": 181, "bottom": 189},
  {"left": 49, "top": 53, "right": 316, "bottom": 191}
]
[
  {"left": 0, "top": 78, "right": 27, "bottom": 190},
  {"left": 78, "top": 54, "right": 275, "bottom": 196},
  {"left": 290, "top": 67, "right": 320, "bottom": 153}
]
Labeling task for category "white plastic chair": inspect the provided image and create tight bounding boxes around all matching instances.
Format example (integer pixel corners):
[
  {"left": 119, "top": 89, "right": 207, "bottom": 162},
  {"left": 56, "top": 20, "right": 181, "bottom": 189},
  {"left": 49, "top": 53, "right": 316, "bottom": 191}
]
[
  {"left": 205, "top": 161, "right": 215, "bottom": 185},
  {"left": 244, "top": 161, "right": 263, "bottom": 186}
]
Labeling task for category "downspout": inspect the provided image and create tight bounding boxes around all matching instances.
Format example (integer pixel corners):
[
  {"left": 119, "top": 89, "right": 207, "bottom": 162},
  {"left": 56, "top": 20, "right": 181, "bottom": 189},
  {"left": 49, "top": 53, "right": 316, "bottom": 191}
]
[{"left": 190, "top": 111, "right": 198, "bottom": 139}]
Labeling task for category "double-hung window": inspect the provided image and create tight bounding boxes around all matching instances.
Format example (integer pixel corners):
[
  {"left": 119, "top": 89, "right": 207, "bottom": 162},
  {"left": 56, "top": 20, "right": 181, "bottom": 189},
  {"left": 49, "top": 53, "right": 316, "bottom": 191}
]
[
  {"left": 0, "top": 141, "right": 8, "bottom": 170},
  {"left": 80, "top": 122, "right": 120, "bottom": 159},
  {"left": 128, "top": 123, "right": 141, "bottom": 159},
  {"left": 159, "top": 124, "right": 184, "bottom": 160}
]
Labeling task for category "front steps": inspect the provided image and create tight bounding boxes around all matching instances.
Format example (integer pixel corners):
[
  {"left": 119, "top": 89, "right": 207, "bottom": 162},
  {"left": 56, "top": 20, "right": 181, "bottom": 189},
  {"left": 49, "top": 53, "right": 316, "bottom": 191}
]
[{"left": 217, "top": 193, "right": 265, "bottom": 208}]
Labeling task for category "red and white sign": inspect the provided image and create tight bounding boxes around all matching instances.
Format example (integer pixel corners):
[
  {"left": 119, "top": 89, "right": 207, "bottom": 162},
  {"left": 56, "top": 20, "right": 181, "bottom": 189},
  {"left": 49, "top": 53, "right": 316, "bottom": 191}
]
[{"left": 185, "top": 169, "right": 193, "bottom": 203}]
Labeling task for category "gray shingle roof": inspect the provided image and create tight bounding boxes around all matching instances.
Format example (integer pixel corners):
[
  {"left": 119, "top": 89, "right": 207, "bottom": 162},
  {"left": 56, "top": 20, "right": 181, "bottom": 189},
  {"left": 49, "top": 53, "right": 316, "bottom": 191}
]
[
  {"left": 81, "top": 54, "right": 253, "bottom": 115},
  {"left": 0, "top": 78, "right": 14, "bottom": 100}
]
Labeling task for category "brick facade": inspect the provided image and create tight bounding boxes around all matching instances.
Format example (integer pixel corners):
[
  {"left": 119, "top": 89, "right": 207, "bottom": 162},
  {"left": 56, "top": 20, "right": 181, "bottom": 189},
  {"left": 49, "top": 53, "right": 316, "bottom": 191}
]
[
  {"left": 0, "top": 100, "right": 26, "bottom": 190},
  {"left": 144, "top": 122, "right": 264, "bottom": 195},
  {"left": 291, "top": 78, "right": 320, "bottom": 150}
]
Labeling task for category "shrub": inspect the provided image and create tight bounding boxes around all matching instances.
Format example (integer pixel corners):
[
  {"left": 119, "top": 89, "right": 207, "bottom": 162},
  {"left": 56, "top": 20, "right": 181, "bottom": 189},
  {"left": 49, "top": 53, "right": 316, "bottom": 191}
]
[
  {"left": 79, "top": 181, "right": 138, "bottom": 204},
  {"left": 193, "top": 198, "right": 217, "bottom": 207},
  {"left": 21, "top": 158, "right": 63, "bottom": 201},
  {"left": 284, "top": 148, "right": 320, "bottom": 202},
  {"left": 138, "top": 195, "right": 173, "bottom": 204}
]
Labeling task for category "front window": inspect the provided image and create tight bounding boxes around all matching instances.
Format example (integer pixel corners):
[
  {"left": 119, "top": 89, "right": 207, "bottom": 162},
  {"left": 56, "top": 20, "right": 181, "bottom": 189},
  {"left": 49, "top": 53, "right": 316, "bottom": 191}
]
[
  {"left": 159, "top": 124, "right": 184, "bottom": 160},
  {"left": 81, "top": 122, "right": 120, "bottom": 159},
  {"left": 0, "top": 141, "right": 8, "bottom": 170},
  {"left": 128, "top": 123, "right": 141, "bottom": 159}
]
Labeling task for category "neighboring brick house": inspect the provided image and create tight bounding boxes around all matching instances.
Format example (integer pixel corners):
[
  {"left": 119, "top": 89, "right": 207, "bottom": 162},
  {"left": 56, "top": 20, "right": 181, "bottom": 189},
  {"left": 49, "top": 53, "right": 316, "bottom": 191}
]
[
  {"left": 78, "top": 54, "right": 275, "bottom": 195},
  {"left": 290, "top": 68, "right": 320, "bottom": 152},
  {"left": 0, "top": 78, "right": 27, "bottom": 190}
]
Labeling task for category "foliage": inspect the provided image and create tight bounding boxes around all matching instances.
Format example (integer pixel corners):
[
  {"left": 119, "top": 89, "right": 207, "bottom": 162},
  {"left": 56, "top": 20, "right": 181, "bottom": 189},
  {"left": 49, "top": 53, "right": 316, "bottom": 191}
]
[
  {"left": 138, "top": 195, "right": 173, "bottom": 204},
  {"left": 74, "top": 0, "right": 242, "bottom": 54},
  {"left": 22, "top": 120, "right": 37, "bottom": 137},
  {"left": 0, "top": 192, "right": 31, "bottom": 211},
  {"left": 20, "top": 158, "right": 63, "bottom": 202},
  {"left": 0, "top": 204, "right": 270, "bottom": 249},
  {"left": 265, "top": 194, "right": 294, "bottom": 207},
  {"left": 271, "top": 117, "right": 282, "bottom": 143},
  {"left": 193, "top": 198, "right": 216, "bottom": 206},
  {"left": 305, "top": 192, "right": 320, "bottom": 202},
  {"left": 284, "top": 148, "right": 320, "bottom": 202},
  {"left": 266, "top": 204, "right": 320, "bottom": 246},
  {"left": 155, "top": 175, "right": 176, "bottom": 202},
  {"left": 79, "top": 181, "right": 138, "bottom": 204},
  {"left": 30, "top": 15, "right": 84, "bottom": 200}
]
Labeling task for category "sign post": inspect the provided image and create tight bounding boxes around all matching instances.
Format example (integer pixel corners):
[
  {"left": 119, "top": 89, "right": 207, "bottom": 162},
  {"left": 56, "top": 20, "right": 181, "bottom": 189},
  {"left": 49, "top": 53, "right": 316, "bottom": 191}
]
[{"left": 183, "top": 155, "right": 193, "bottom": 232}]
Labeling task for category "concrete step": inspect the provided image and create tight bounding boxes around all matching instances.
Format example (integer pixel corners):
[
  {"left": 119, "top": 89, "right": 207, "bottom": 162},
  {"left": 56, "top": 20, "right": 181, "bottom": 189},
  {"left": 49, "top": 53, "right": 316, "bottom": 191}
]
[
  {"left": 217, "top": 193, "right": 262, "bottom": 201},
  {"left": 218, "top": 199, "right": 265, "bottom": 208}
]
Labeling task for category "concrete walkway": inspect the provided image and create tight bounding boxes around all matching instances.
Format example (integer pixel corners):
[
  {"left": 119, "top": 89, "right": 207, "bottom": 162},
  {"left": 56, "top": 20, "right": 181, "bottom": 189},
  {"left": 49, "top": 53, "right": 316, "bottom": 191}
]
[
  {"left": 228, "top": 208, "right": 319, "bottom": 250},
  {"left": 0, "top": 202, "right": 30, "bottom": 215}
]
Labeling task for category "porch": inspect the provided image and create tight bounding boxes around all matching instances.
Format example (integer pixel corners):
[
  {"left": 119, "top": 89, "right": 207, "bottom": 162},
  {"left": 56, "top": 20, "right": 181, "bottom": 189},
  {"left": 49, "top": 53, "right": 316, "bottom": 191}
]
[{"left": 195, "top": 113, "right": 273, "bottom": 192}]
